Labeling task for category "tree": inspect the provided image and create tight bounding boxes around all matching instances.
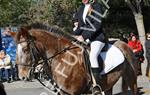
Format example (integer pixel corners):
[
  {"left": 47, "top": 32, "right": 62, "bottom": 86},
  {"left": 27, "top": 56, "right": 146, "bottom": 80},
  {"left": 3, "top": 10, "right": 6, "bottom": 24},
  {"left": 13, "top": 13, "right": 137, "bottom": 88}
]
[
  {"left": 125, "top": 0, "right": 148, "bottom": 62},
  {"left": 0, "top": 0, "right": 32, "bottom": 26},
  {"left": 0, "top": 0, "right": 150, "bottom": 38}
]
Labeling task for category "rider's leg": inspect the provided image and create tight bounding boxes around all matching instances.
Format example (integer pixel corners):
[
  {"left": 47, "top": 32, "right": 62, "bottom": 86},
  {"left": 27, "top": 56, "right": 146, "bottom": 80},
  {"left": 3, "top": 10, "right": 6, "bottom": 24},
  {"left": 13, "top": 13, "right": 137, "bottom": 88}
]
[{"left": 90, "top": 41, "right": 105, "bottom": 85}]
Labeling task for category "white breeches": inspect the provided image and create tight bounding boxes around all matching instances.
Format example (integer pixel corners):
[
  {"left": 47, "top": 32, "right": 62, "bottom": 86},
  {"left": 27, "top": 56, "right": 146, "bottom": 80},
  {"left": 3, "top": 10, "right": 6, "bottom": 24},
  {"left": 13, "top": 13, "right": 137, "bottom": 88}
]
[{"left": 90, "top": 41, "right": 105, "bottom": 68}]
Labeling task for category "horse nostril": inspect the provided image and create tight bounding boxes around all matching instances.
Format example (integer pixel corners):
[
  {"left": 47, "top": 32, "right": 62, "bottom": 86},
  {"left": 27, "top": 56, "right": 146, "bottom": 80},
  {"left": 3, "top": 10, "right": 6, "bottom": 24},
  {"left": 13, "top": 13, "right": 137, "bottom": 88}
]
[{"left": 22, "top": 77, "right": 25, "bottom": 80}]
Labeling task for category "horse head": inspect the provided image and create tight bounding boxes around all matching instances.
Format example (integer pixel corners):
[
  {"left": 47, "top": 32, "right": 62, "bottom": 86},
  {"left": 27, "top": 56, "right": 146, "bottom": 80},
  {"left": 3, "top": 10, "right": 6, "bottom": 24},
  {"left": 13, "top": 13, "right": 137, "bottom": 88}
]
[
  {"left": 14, "top": 25, "right": 45, "bottom": 80},
  {"left": 13, "top": 23, "right": 90, "bottom": 94},
  {"left": 14, "top": 26, "right": 32, "bottom": 80}
]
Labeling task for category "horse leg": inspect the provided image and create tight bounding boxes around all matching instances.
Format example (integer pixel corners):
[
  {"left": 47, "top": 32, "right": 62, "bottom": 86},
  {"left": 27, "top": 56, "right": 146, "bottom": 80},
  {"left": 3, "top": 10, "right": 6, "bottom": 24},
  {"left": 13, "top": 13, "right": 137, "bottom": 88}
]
[
  {"left": 122, "top": 71, "right": 138, "bottom": 95},
  {"left": 122, "top": 77, "right": 137, "bottom": 95},
  {"left": 128, "top": 80, "right": 138, "bottom": 95},
  {"left": 105, "top": 88, "right": 113, "bottom": 95},
  {"left": 123, "top": 66, "right": 138, "bottom": 95},
  {"left": 126, "top": 65, "right": 138, "bottom": 95},
  {"left": 122, "top": 78, "right": 128, "bottom": 95}
]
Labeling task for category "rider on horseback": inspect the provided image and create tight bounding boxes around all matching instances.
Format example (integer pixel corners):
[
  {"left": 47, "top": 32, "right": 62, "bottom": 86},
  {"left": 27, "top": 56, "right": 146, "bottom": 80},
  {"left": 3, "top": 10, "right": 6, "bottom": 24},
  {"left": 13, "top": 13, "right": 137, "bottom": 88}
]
[{"left": 73, "top": 0, "right": 106, "bottom": 87}]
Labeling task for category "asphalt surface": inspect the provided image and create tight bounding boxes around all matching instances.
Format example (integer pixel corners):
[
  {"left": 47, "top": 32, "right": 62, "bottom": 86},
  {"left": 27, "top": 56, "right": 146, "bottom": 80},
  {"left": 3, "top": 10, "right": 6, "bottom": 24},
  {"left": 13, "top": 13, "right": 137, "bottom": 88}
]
[{"left": 3, "top": 62, "right": 150, "bottom": 95}]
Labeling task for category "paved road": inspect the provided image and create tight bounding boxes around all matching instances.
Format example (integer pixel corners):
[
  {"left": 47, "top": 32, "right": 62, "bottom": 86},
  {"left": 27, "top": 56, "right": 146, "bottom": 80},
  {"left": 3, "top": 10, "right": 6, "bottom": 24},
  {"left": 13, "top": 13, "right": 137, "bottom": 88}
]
[
  {"left": 3, "top": 63, "right": 150, "bottom": 95},
  {"left": 4, "top": 81, "right": 54, "bottom": 95}
]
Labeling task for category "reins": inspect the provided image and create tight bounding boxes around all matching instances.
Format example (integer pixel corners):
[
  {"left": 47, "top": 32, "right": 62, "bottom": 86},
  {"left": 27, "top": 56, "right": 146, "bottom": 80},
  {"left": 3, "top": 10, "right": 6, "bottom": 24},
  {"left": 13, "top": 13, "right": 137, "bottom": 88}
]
[
  {"left": 16, "top": 28, "right": 91, "bottom": 94},
  {"left": 17, "top": 35, "right": 85, "bottom": 94}
]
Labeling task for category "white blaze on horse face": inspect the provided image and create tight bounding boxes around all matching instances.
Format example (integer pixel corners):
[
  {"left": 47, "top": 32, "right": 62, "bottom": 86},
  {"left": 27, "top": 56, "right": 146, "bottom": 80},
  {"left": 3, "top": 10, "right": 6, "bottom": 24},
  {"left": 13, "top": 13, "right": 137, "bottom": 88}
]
[
  {"left": 17, "top": 44, "right": 24, "bottom": 63},
  {"left": 17, "top": 44, "right": 25, "bottom": 79},
  {"left": 17, "top": 43, "right": 27, "bottom": 64}
]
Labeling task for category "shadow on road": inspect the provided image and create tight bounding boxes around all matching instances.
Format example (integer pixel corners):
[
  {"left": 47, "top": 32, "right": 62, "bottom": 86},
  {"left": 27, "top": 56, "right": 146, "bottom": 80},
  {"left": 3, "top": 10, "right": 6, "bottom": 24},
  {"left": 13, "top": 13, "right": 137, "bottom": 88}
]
[
  {"left": 0, "top": 83, "right": 6, "bottom": 95},
  {"left": 114, "top": 87, "right": 145, "bottom": 95}
]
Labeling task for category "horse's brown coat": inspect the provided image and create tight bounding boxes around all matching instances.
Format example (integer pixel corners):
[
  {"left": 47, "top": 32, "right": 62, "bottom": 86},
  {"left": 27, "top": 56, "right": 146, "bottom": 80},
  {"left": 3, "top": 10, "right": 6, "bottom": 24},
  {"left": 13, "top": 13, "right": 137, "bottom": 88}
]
[{"left": 14, "top": 24, "right": 138, "bottom": 95}]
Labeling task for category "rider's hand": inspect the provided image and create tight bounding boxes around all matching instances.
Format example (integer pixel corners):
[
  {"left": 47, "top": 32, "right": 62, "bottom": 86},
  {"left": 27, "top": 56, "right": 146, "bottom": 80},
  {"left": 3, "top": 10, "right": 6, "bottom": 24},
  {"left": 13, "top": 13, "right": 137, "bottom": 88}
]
[
  {"left": 75, "top": 36, "right": 84, "bottom": 42},
  {"left": 73, "top": 22, "right": 79, "bottom": 31},
  {"left": 74, "top": 22, "right": 78, "bottom": 27}
]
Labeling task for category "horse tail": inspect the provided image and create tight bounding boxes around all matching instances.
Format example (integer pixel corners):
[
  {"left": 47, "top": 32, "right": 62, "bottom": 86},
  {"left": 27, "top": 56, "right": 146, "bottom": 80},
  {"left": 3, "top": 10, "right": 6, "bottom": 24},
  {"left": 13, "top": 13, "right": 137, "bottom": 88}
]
[
  {"left": 113, "top": 40, "right": 137, "bottom": 77},
  {"left": 113, "top": 40, "right": 138, "bottom": 95}
]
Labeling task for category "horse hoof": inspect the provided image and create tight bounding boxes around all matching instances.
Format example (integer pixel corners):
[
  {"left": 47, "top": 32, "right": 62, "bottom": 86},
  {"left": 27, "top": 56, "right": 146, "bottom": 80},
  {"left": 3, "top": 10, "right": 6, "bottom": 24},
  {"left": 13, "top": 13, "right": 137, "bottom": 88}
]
[
  {"left": 93, "top": 91, "right": 101, "bottom": 95},
  {"left": 92, "top": 86, "right": 102, "bottom": 95}
]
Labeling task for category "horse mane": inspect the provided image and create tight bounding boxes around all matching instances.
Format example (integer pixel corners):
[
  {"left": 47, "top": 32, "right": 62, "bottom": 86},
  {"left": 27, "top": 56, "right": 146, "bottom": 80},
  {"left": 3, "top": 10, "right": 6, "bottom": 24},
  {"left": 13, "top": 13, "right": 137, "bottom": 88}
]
[
  {"left": 30, "top": 23, "right": 75, "bottom": 41},
  {"left": 16, "top": 23, "right": 86, "bottom": 47}
]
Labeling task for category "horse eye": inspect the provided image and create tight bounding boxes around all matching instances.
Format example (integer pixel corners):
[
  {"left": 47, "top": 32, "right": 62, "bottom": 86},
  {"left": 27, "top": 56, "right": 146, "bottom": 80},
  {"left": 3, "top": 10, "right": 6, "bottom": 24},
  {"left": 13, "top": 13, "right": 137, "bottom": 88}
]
[{"left": 23, "top": 47, "right": 28, "bottom": 53}]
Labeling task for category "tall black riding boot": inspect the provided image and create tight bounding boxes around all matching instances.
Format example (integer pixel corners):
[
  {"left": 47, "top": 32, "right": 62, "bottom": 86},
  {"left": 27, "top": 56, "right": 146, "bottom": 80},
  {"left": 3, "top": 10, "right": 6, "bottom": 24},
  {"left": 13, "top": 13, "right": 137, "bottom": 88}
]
[
  {"left": 92, "top": 68, "right": 101, "bottom": 85},
  {"left": 91, "top": 68, "right": 102, "bottom": 94}
]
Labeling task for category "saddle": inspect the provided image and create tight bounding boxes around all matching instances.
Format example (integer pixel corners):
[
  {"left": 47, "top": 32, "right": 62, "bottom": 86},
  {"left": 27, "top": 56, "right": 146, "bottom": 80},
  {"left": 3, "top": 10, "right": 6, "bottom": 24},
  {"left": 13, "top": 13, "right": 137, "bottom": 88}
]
[
  {"left": 101, "top": 43, "right": 109, "bottom": 52},
  {"left": 83, "top": 42, "right": 125, "bottom": 75}
]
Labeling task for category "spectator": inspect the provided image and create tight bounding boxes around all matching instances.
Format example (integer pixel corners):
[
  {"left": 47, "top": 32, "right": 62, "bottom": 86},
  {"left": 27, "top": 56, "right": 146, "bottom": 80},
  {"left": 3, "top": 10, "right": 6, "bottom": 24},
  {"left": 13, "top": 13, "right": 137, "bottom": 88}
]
[
  {"left": 128, "top": 35, "right": 144, "bottom": 75},
  {"left": 145, "top": 33, "right": 150, "bottom": 80},
  {"left": 0, "top": 51, "right": 5, "bottom": 82},
  {"left": 0, "top": 50, "right": 11, "bottom": 83},
  {"left": 120, "top": 33, "right": 129, "bottom": 43},
  {"left": 2, "top": 27, "right": 11, "bottom": 37},
  {"left": 11, "top": 62, "right": 19, "bottom": 81},
  {"left": 2, "top": 27, "right": 19, "bottom": 81},
  {"left": 0, "top": 28, "right": 2, "bottom": 50}
]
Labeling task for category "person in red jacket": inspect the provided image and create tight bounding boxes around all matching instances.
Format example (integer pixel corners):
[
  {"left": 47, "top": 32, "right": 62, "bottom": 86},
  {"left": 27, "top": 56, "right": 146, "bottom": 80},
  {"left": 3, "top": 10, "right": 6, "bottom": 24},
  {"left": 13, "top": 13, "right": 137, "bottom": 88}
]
[
  {"left": 128, "top": 35, "right": 144, "bottom": 75},
  {"left": 128, "top": 35, "right": 142, "bottom": 53}
]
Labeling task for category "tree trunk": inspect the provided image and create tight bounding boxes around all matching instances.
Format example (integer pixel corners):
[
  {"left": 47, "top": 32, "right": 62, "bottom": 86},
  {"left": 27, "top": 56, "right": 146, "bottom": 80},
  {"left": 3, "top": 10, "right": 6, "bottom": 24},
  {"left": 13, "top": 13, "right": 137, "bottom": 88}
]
[
  {"left": 134, "top": 13, "right": 147, "bottom": 64},
  {"left": 134, "top": 14, "right": 145, "bottom": 46}
]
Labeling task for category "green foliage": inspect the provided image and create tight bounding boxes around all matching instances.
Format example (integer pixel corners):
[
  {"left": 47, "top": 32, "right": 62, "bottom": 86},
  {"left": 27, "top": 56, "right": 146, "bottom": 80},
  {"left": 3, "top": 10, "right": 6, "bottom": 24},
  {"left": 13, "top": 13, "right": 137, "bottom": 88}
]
[
  {"left": 0, "top": 0, "right": 150, "bottom": 38},
  {"left": 143, "top": 0, "right": 150, "bottom": 6},
  {"left": 0, "top": 0, "right": 31, "bottom": 26}
]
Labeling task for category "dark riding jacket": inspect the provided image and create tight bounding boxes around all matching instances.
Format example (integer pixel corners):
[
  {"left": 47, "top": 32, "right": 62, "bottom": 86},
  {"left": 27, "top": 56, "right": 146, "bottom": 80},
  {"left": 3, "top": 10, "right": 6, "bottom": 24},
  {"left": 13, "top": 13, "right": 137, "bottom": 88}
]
[{"left": 73, "top": 2, "right": 105, "bottom": 43}]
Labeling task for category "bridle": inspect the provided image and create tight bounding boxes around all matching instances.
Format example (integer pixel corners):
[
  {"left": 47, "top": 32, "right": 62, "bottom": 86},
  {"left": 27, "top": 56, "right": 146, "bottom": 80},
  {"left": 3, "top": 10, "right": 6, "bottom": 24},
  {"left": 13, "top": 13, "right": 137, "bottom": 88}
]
[
  {"left": 16, "top": 33, "right": 81, "bottom": 94},
  {"left": 16, "top": 33, "right": 98, "bottom": 94},
  {"left": 17, "top": 35, "right": 80, "bottom": 67}
]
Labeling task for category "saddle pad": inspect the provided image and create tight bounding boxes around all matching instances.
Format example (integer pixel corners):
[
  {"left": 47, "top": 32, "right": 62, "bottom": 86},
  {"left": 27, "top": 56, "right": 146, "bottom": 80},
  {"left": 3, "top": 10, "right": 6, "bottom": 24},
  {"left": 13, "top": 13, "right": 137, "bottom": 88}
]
[{"left": 100, "top": 44, "right": 125, "bottom": 75}]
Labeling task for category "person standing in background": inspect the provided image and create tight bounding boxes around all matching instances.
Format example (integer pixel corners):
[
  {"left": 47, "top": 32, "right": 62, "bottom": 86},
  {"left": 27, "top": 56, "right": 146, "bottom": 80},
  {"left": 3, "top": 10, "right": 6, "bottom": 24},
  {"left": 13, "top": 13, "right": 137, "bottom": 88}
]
[
  {"left": 2, "top": 27, "right": 19, "bottom": 81},
  {"left": 145, "top": 33, "right": 150, "bottom": 80},
  {"left": 0, "top": 28, "right": 2, "bottom": 50},
  {"left": 128, "top": 35, "right": 144, "bottom": 75},
  {"left": 0, "top": 50, "right": 11, "bottom": 83}
]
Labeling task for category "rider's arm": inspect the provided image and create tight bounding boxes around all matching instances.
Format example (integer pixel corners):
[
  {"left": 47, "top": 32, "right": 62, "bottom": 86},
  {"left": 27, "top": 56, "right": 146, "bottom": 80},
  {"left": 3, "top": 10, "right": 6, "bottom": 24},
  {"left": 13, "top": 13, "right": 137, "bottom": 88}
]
[
  {"left": 81, "top": 3, "right": 103, "bottom": 40},
  {"left": 73, "top": 6, "right": 84, "bottom": 35}
]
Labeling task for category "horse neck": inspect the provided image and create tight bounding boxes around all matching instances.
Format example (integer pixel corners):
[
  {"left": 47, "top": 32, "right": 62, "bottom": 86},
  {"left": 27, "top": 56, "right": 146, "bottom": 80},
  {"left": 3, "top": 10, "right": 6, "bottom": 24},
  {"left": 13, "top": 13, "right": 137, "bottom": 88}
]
[{"left": 32, "top": 30, "right": 71, "bottom": 57}]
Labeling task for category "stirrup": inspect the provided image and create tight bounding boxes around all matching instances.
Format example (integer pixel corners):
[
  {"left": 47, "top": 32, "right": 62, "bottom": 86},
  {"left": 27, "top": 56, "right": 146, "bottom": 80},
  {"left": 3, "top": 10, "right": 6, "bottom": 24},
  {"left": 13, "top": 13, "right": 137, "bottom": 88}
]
[{"left": 92, "top": 84, "right": 105, "bottom": 95}]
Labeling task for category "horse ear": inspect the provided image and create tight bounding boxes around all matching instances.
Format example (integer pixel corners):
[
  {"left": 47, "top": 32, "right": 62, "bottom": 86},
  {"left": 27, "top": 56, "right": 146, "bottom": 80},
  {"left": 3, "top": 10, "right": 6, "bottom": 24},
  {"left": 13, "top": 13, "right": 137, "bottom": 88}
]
[
  {"left": 9, "top": 31, "right": 16, "bottom": 38},
  {"left": 15, "top": 26, "right": 30, "bottom": 43},
  {"left": 19, "top": 26, "right": 30, "bottom": 37}
]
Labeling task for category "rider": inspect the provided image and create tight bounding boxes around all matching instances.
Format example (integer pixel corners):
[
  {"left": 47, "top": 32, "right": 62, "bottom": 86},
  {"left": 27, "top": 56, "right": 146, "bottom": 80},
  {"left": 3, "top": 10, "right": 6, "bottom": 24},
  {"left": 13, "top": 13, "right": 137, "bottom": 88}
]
[{"left": 73, "top": 0, "right": 105, "bottom": 87}]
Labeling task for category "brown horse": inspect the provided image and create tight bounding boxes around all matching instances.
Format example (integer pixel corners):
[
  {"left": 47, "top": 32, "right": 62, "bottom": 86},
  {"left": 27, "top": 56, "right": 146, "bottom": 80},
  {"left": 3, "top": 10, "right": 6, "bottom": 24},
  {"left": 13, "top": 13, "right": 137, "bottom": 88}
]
[{"left": 13, "top": 23, "right": 138, "bottom": 95}]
